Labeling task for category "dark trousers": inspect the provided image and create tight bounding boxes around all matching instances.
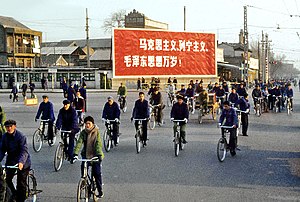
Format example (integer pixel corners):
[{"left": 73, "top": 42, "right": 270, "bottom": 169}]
[
  {"left": 135, "top": 120, "right": 148, "bottom": 142},
  {"left": 106, "top": 123, "right": 119, "bottom": 144},
  {"left": 42, "top": 121, "right": 54, "bottom": 140},
  {"left": 63, "top": 133, "right": 75, "bottom": 158},
  {"left": 6, "top": 167, "right": 30, "bottom": 202},
  {"left": 241, "top": 113, "right": 248, "bottom": 136},
  {"left": 81, "top": 162, "right": 102, "bottom": 192},
  {"left": 222, "top": 128, "right": 237, "bottom": 150}
]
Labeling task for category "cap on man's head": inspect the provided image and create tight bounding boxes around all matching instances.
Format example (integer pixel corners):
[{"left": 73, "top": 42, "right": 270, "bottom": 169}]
[
  {"left": 154, "top": 87, "right": 159, "bottom": 91},
  {"left": 107, "top": 96, "right": 113, "bottom": 100},
  {"left": 63, "top": 99, "right": 70, "bottom": 105},
  {"left": 4, "top": 120, "right": 16, "bottom": 126},
  {"left": 42, "top": 95, "right": 48, "bottom": 98},
  {"left": 176, "top": 94, "right": 184, "bottom": 100}
]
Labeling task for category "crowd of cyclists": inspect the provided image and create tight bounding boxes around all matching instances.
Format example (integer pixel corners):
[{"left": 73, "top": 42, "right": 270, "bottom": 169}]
[{"left": 0, "top": 77, "right": 296, "bottom": 201}]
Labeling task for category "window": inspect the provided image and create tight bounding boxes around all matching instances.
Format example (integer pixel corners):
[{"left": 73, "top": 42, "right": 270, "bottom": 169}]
[
  {"left": 4, "top": 73, "right": 14, "bottom": 82},
  {"left": 56, "top": 73, "right": 68, "bottom": 82},
  {"left": 70, "top": 73, "right": 81, "bottom": 82},
  {"left": 17, "top": 73, "right": 28, "bottom": 82},
  {"left": 30, "top": 73, "right": 41, "bottom": 82},
  {"left": 83, "top": 73, "right": 95, "bottom": 81}
]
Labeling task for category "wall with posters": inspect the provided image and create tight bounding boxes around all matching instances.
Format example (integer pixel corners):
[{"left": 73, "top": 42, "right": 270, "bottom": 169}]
[{"left": 112, "top": 28, "right": 218, "bottom": 89}]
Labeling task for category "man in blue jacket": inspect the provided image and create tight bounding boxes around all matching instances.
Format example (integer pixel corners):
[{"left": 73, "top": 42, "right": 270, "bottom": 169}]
[
  {"left": 102, "top": 96, "right": 121, "bottom": 146},
  {"left": 35, "top": 95, "right": 55, "bottom": 144},
  {"left": 131, "top": 92, "right": 149, "bottom": 146},
  {"left": 219, "top": 101, "right": 238, "bottom": 156},
  {"left": 0, "top": 120, "right": 31, "bottom": 202},
  {"left": 56, "top": 100, "right": 79, "bottom": 162},
  {"left": 170, "top": 94, "right": 189, "bottom": 144},
  {"left": 236, "top": 94, "right": 250, "bottom": 136}
]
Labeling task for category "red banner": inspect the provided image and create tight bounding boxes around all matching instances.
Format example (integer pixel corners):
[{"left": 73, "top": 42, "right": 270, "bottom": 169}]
[{"left": 113, "top": 28, "right": 216, "bottom": 77}]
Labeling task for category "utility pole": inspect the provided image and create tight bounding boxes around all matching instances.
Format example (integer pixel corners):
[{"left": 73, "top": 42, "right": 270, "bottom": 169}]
[
  {"left": 184, "top": 6, "right": 186, "bottom": 31},
  {"left": 258, "top": 40, "right": 260, "bottom": 81},
  {"left": 86, "top": 8, "right": 90, "bottom": 68},
  {"left": 261, "top": 31, "right": 265, "bottom": 82},
  {"left": 243, "top": 5, "right": 249, "bottom": 86},
  {"left": 265, "top": 33, "right": 269, "bottom": 82}
]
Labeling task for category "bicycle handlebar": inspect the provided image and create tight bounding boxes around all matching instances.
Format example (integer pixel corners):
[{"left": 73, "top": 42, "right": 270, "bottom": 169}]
[
  {"left": 37, "top": 119, "right": 51, "bottom": 122},
  {"left": 60, "top": 130, "right": 72, "bottom": 133},
  {"left": 103, "top": 119, "right": 119, "bottom": 124},
  {"left": 171, "top": 119, "right": 186, "bottom": 122},
  {"left": 133, "top": 118, "right": 148, "bottom": 121},
  {"left": 76, "top": 157, "right": 100, "bottom": 162},
  {"left": 76, "top": 109, "right": 83, "bottom": 112},
  {"left": 219, "top": 125, "right": 235, "bottom": 129},
  {"left": 149, "top": 104, "right": 161, "bottom": 108},
  {"left": 2, "top": 164, "right": 18, "bottom": 169}
]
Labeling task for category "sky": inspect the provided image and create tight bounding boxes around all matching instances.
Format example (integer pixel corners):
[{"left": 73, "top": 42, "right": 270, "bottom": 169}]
[{"left": 1, "top": 0, "right": 299, "bottom": 69}]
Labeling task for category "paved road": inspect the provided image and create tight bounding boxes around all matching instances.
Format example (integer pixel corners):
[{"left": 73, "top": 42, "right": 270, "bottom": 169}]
[{"left": 0, "top": 89, "right": 299, "bottom": 201}]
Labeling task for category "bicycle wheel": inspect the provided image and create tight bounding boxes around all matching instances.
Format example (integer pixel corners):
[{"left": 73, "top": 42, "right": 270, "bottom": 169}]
[
  {"left": 174, "top": 132, "right": 180, "bottom": 157},
  {"left": 92, "top": 177, "right": 99, "bottom": 202},
  {"left": 103, "top": 130, "right": 111, "bottom": 152},
  {"left": 136, "top": 130, "right": 141, "bottom": 154},
  {"left": 27, "top": 173, "right": 37, "bottom": 202},
  {"left": 256, "top": 105, "right": 261, "bottom": 117},
  {"left": 148, "top": 113, "right": 155, "bottom": 130},
  {"left": 77, "top": 178, "right": 89, "bottom": 202},
  {"left": 54, "top": 143, "right": 64, "bottom": 172},
  {"left": 48, "top": 125, "right": 58, "bottom": 147},
  {"left": 122, "top": 101, "right": 127, "bottom": 113},
  {"left": 217, "top": 137, "right": 227, "bottom": 162},
  {"left": 32, "top": 129, "right": 43, "bottom": 152},
  {"left": 198, "top": 108, "right": 203, "bottom": 124},
  {"left": 167, "top": 96, "right": 172, "bottom": 107}
]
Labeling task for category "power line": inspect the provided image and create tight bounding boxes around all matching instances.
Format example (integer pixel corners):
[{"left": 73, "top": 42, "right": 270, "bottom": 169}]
[
  {"left": 247, "top": 4, "right": 290, "bottom": 16},
  {"left": 282, "top": 0, "right": 291, "bottom": 16},
  {"left": 295, "top": 0, "right": 300, "bottom": 15}
]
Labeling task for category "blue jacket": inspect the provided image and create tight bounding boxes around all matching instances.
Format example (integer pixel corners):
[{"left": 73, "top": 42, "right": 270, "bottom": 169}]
[
  {"left": 236, "top": 97, "right": 250, "bottom": 111},
  {"left": 228, "top": 93, "right": 239, "bottom": 104},
  {"left": 79, "top": 87, "right": 87, "bottom": 99},
  {"left": 0, "top": 130, "right": 31, "bottom": 169},
  {"left": 219, "top": 108, "right": 238, "bottom": 126},
  {"left": 171, "top": 102, "right": 189, "bottom": 121},
  {"left": 132, "top": 99, "right": 149, "bottom": 119},
  {"left": 56, "top": 106, "right": 79, "bottom": 132},
  {"left": 236, "top": 87, "right": 247, "bottom": 97},
  {"left": 67, "top": 86, "right": 75, "bottom": 102},
  {"left": 286, "top": 88, "right": 293, "bottom": 98},
  {"left": 102, "top": 102, "right": 120, "bottom": 120},
  {"left": 185, "top": 88, "right": 194, "bottom": 97},
  {"left": 35, "top": 101, "right": 55, "bottom": 122}
]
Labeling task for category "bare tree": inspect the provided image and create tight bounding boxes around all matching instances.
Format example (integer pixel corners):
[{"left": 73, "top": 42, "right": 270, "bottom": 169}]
[{"left": 102, "top": 9, "right": 126, "bottom": 34}]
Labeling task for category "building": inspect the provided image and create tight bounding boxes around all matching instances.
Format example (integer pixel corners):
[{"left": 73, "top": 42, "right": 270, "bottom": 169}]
[
  {"left": 0, "top": 16, "right": 42, "bottom": 68},
  {"left": 125, "top": 9, "right": 168, "bottom": 30}
]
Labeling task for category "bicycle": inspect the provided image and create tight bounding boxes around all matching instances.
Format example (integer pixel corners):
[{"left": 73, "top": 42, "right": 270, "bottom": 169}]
[
  {"left": 253, "top": 97, "right": 263, "bottom": 117},
  {"left": 102, "top": 119, "right": 119, "bottom": 152},
  {"left": 54, "top": 130, "right": 72, "bottom": 172},
  {"left": 75, "top": 157, "right": 101, "bottom": 202},
  {"left": 32, "top": 119, "right": 57, "bottom": 152},
  {"left": 273, "top": 95, "right": 281, "bottom": 113},
  {"left": 286, "top": 96, "right": 293, "bottom": 115},
  {"left": 2, "top": 164, "right": 42, "bottom": 202},
  {"left": 171, "top": 119, "right": 186, "bottom": 157},
  {"left": 217, "top": 125, "right": 235, "bottom": 162},
  {"left": 148, "top": 104, "right": 162, "bottom": 130},
  {"left": 76, "top": 109, "right": 85, "bottom": 131},
  {"left": 133, "top": 118, "right": 147, "bottom": 154},
  {"left": 185, "top": 96, "right": 194, "bottom": 114},
  {"left": 118, "top": 95, "right": 127, "bottom": 113},
  {"left": 216, "top": 95, "right": 225, "bottom": 115},
  {"left": 166, "top": 92, "right": 175, "bottom": 107}
]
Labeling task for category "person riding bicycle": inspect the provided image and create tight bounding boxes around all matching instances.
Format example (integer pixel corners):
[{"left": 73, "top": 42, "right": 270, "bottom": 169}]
[
  {"left": 235, "top": 94, "right": 250, "bottom": 136},
  {"left": 150, "top": 87, "right": 164, "bottom": 125},
  {"left": 252, "top": 85, "right": 263, "bottom": 111},
  {"left": 286, "top": 84, "right": 294, "bottom": 111},
  {"left": 73, "top": 91, "right": 85, "bottom": 125},
  {"left": 176, "top": 84, "right": 186, "bottom": 96},
  {"left": 196, "top": 87, "right": 209, "bottom": 113},
  {"left": 236, "top": 83, "right": 247, "bottom": 97},
  {"left": 219, "top": 101, "right": 238, "bottom": 156},
  {"left": 271, "top": 85, "right": 282, "bottom": 112},
  {"left": 131, "top": 92, "right": 150, "bottom": 146},
  {"left": 35, "top": 95, "right": 55, "bottom": 144},
  {"left": 216, "top": 85, "right": 226, "bottom": 110},
  {"left": 0, "top": 120, "right": 31, "bottom": 202},
  {"left": 262, "top": 86, "right": 270, "bottom": 112},
  {"left": 228, "top": 88, "right": 239, "bottom": 106},
  {"left": 185, "top": 84, "right": 195, "bottom": 114},
  {"left": 170, "top": 94, "right": 189, "bottom": 144},
  {"left": 73, "top": 116, "right": 104, "bottom": 198},
  {"left": 117, "top": 82, "right": 127, "bottom": 108},
  {"left": 167, "top": 81, "right": 175, "bottom": 99},
  {"left": 56, "top": 99, "right": 79, "bottom": 162},
  {"left": 0, "top": 106, "right": 6, "bottom": 140},
  {"left": 67, "top": 84, "right": 76, "bottom": 104},
  {"left": 102, "top": 96, "right": 121, "bottom": 146}
]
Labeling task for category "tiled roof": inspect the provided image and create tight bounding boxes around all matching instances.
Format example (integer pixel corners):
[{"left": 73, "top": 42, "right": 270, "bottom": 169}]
[
  {"left": 90, "top": 49, "right": 111, "bottom": 60},
  {"left": 0, "top": 16, "right": 29, "bottom": 29},
  {"left": 43, "top": 38, "right": 112, "bottom": 49},
  {"left": 41, "top": 46, "right": 81, "bottom": 55}
]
